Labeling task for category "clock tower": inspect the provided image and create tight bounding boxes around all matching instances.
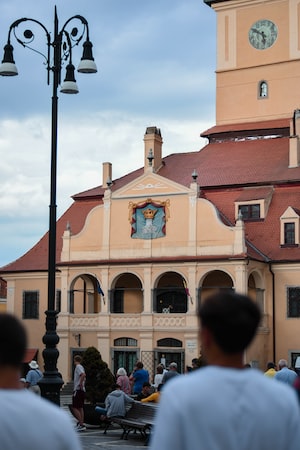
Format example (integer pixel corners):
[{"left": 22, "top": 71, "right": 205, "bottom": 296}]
[{"left": 205, "top": 0, "right": 300, "bottom": 125}]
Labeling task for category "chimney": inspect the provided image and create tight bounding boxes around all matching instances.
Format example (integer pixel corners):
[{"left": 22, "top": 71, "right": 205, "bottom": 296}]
[
  {"left": 102, "top": 162, "right": 112, "bottom": 187},
  {"left": 143, "top": 126, "right": 163, "bottom": 173},
  {"left": 289, "top": 110, "right": 300, "bottom": 168}
]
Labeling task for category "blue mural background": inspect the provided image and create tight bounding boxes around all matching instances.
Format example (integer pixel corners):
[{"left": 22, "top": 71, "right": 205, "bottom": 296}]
[{"left": 131, "top": 205, "right": 165, "bottom": 239}]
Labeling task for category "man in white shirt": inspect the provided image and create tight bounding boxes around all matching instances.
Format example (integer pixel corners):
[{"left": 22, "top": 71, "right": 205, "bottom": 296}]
[
  {"left": 0, "top": 313, "right": 82, "bottom": 450},
  {"left": 274, "top": 359, "right": 297, "bottom": 385},
  {"left": 71, "top": 355, "right": 86, "bottom": 431},
  {"left": 150, "top": 291, "right": 300, "bottom": 450}
]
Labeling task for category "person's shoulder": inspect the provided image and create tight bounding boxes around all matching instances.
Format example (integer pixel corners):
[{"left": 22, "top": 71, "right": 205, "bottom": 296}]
[{"left": 254, "top": 370, "right": 296, "bottom": 394}]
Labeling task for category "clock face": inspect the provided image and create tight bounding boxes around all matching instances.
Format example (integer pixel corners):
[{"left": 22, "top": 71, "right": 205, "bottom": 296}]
[{"left": 249, "top": 19, "right": 278, "bottom": 50}]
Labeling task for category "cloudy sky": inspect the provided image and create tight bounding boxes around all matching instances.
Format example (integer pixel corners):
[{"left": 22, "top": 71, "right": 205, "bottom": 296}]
[{"left": 0, "top": 0, "right": 216, "bottom": 267}]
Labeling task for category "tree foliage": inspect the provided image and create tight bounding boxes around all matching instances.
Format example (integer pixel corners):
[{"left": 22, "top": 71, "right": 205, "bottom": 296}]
[{"left": 82, "top": 346, "right": 115, "bottom": 404}]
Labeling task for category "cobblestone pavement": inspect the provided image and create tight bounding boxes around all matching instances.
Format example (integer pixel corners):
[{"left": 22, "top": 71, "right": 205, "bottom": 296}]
[
  {"left": 61, "top": 397, "right": 148, "bottom": 449},
  {"left": 78, "top": 426, "right": 147, "bottom": 449}
]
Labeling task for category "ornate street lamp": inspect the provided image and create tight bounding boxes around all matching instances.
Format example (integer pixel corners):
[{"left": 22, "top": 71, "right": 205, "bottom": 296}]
[{"left": 0, "top": 7, "right": 97, "bottom": 405}]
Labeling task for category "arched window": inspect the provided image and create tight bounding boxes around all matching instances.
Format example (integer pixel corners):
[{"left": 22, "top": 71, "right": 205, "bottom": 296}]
[
  {"left": 110, "top": 273, "right": 143, "bottom": 313},
  {"left": 114, "top": 337, "right": 137, "bottom": 347},
  {"left": 157, "top": 338, "right": 182, "bottom": 347},
  {"left": 258, "top": 81, "right": 268, "bottom": 98},
  {"left": 153, "top": 272, "right": 188, "bottom": 313}
]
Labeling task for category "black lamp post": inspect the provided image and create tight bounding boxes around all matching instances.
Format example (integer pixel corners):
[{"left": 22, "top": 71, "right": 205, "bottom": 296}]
[{"left": 0, "top": 7, "right": 97, "bottom": 405}]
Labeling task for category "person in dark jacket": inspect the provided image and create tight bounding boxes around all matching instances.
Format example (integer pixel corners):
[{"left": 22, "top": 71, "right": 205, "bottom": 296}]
[{"left": 162, "top": 362, "right": 179, "bottom": 384}]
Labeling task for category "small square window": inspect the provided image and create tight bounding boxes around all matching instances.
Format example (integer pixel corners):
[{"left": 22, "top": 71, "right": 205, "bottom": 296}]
[{"left": 238, "top": 204, "right": 260, "bottom": 220}]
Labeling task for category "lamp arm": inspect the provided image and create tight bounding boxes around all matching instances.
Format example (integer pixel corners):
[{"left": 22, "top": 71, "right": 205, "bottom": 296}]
[
  {"left": 59, "top": 14, "right": 90, "bottom": 48},
  {"left": 7, "top": 17, "right": 51, "bottom": 82},
  {"left": 60, "top": 30, "right": 74, "bottom": 64}
]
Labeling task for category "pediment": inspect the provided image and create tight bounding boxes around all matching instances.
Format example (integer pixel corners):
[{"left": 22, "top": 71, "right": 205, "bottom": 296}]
[
  {"left": 112, "top": 171, "right": 191, "bottom": 198},
  {"left": 280, "top": 206, "right": 300, "bottom": 219}
]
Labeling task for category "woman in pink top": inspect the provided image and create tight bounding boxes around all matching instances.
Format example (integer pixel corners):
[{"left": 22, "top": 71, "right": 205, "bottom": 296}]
[{"left": 116, "top": 367, "right": 131, "bottom": 394}]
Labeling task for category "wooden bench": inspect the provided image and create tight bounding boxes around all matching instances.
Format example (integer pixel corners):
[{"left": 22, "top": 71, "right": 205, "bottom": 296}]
[{"left": 110, "top": 400, "right": 158, "bottom": 440}]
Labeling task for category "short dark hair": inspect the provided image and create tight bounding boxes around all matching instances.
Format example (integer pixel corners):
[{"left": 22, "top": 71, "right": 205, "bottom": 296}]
[
  {"left": 74, "top": 355, "right": 82, "bottom": 363},
  {"left": 198, "top": 291, "right": 261, "bottom": 354},
  {"left": 267, "top": 362, "right": 275, "bottom": 369},
  {"left": 0, "top": 313, "right": 27, "bottom": 367}
]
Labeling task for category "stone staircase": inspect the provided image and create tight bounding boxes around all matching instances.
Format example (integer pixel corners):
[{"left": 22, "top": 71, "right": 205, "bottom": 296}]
[{"left": 60, "top": 381, "right": 74, "bottom": 407}]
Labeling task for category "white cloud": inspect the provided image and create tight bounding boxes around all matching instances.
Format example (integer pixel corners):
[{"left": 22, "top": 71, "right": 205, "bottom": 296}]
[{"left": 0, "top": 0, "right": 216, "bottom": 267}]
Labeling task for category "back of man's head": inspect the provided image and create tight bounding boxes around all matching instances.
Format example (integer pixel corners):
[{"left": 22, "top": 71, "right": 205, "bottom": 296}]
[
  {"left": 278, "top": 359, "right": 288, "bottom": 369},
  {"left": 198, "top": 291, "right": 261, "bottom": 354},
  {"left": 74, "top": 355, "right": 82, "bottom": 364},
  {"left": 0, "top": 313, "right": 27, "bottom": 367},
  {"left": 169, "top": 362, "right": 177, "bottom": 371}
]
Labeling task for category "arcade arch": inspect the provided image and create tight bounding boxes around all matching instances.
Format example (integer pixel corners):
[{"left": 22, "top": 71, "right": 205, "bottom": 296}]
[
  {"left": 69, "top": 273, "right": 100, "bottom": 314},
  {"left": 153, "top": 271, "right": 188, "bottom": 313},
  {"left": 110, "top": 273, "right": 143, "bottom": 313}
]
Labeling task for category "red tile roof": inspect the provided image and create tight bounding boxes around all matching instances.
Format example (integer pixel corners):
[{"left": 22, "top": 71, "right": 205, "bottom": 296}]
[
  {"left": 205, "top": 185, "right": 300, "bottom": 261},
  {"left": 2, "top": 120, "right": 300, "bottom": 273}
]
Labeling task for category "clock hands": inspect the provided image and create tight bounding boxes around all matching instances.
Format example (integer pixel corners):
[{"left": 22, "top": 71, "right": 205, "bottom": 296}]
[
  {"left": 251, "top": 28, "right": 263, "bottom": 35},
  {"left": 249, "top": 20, "right": 277, "bottom": 50},
  {"left": 251, "top": 28, "right": 267, "bottom": 46}
]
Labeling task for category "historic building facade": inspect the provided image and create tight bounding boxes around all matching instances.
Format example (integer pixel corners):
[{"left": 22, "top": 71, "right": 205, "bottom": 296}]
[{"left": 2, "top": 0, "right": 300, "bottom": 383}]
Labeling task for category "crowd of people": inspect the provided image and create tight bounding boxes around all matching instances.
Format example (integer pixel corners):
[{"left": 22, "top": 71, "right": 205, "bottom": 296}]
[
  {"left": 2, "top": 290, "right": 300, "bottom": 449},
  {"left": 150, "top": 291, "right": 300, "bottom": 450}
]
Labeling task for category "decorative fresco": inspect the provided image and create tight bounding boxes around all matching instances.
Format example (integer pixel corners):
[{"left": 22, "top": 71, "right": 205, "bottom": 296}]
[{"left": 128, "top": 198, "right": 170, "bottom": 239}]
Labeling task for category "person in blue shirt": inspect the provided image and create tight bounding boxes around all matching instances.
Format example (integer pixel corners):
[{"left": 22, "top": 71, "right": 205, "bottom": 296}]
[
  {"left": 130, "top": 361, "right": 149, "bottom": 394},
  {"left": 274, "top": 359, "right": 297, "bottom": 385},
  {"left": 26, "top": 360, "right": 43, "bottom": 395}
]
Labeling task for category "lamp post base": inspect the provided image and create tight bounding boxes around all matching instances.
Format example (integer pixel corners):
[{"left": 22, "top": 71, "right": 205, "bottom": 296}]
[
  {"left": 39, "top": 310, "right": 64, "bottom": 406},
  {"left": 39, "top": 374, "right": 64, "bottom": 405}
]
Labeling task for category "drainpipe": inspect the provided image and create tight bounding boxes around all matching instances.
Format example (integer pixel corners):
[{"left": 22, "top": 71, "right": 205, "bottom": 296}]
[{"left": 268, "top": 263, "right": 276, "bottom": 363}]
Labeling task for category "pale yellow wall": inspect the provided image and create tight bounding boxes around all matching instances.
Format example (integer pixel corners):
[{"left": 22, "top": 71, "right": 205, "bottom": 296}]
[
  {"left": 124, "top": 290, "right": 143, "bottom": 313},
  {"left": 68, "top": 205, "right": 104, "bottom": 254},
  {"left": 5, "top": 273, "right": 50, "bottom": 369},
  {"left": 217, "top": 60, "right": 300, "bottom": 124},
  {"left": 67, "top": 174, "right": 239, "bottom": 261},
  {"left": 272, "top": 264, "right": 300, "bottom": 360},
  {"left": 213, "top": 0, "right": 300, "bottom": 124}
]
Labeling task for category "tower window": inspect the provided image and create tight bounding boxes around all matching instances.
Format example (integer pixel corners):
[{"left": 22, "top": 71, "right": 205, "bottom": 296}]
[{"left": 258, "top": 81, "right": 268, "bottom": 98}]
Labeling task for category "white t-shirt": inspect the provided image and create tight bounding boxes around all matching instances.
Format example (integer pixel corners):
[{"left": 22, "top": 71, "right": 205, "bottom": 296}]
[
  {"left": 74, "top": 363, "right": 85, "bottom": 391},
  {"left": 150, "top": 366, "right": 300, "bottom": 450},
  {"left": 153, "top": 373, "right": 164, "bottom": 388},
  {"left": 0, "top": 389, "right": 82, "bottom": 450}
]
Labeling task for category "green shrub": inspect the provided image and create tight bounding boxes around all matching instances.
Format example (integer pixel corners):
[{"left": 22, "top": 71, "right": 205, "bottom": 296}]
[{"left": 82, "top": 346, "right": 115, "bottom": 404}]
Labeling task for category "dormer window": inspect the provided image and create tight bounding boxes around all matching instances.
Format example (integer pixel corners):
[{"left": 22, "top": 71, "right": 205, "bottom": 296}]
[
  {"left": 258, "top": 80, "right": 268, "bottom": 98},
  {"left": 280, "top": 207, "right": 299, "bottom": 247},
  {"left": 238, "top": 204, "right": 260, "bottom": 220},
  {"left": 235, "top": 187, "right": 273, "bottom": 221}
]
